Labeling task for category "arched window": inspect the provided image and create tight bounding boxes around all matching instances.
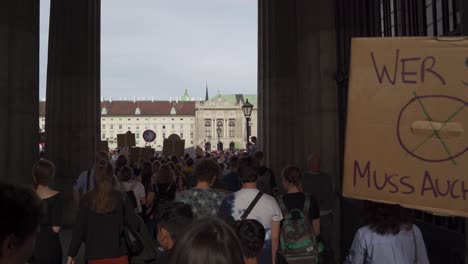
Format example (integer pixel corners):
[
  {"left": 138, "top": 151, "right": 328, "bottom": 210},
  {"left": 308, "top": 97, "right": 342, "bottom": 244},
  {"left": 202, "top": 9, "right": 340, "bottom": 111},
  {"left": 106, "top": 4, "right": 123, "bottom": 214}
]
[
  {"left": 205, "top": 120, "right": 212, "bottom": 138},
  {"left": 229, "top": 120, "right": 235, "bottom": 137},
  {"left": 216, "top": 120, "right": 224, "bottom": 138},
  {"left": 101, "top": 107, "right": 108, "bottom": 115},
  {"left": 135, "top": 107, "right": 141, "bottom": 115},
  {"left": 170, "top": 106, "right": 177, "bottom": 115}
]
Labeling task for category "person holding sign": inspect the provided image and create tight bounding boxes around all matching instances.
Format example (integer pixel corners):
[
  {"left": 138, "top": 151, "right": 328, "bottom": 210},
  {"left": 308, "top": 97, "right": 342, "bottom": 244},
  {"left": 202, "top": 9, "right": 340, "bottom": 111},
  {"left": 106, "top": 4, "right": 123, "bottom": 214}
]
[{"left": 344, "top": 201, "right": 429, "bottom": 264}]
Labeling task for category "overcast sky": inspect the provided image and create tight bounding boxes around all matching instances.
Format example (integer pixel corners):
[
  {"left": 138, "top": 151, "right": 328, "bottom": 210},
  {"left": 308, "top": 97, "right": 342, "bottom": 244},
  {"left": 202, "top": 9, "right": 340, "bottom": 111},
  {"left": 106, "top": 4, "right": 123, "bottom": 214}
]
[{"left": 39, "top": 0, "right": 257, "bottom": 101}]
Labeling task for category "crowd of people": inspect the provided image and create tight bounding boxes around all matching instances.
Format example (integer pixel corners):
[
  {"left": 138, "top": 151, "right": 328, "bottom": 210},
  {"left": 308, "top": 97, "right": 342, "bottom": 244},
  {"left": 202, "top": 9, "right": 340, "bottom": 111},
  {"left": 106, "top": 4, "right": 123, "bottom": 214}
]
[{"left": 0, "top": 145, "right": 431, "bottom": 264}]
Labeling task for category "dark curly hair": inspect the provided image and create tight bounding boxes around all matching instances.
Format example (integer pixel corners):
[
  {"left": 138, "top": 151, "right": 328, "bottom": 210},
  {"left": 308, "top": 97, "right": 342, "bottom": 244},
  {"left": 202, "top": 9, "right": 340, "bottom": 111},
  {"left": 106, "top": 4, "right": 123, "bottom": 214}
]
[
  {"left": 0, "top": 182, "right": 43, "bottom": 257},
  {"left": 233, "top": 219, "right": 265, "bottom": 258},
  {"left": 170, "top": 217, "right": 244, "bottom": 264},
  {"left": 194, "top": 159, "right": 221, "bottom": 183},
  {"left": 238, "top": 156, "right": 259, "bottom": 183},
  {"left": 362, "top": 201, "right": 411, "bottom": 235}
]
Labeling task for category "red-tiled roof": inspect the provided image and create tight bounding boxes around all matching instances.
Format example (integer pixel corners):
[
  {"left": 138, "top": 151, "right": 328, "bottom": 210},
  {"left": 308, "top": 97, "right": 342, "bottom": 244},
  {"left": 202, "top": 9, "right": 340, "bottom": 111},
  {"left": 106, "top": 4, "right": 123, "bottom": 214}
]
[{"left": 39, "top": 101, "right": 196, "bottom": 116}]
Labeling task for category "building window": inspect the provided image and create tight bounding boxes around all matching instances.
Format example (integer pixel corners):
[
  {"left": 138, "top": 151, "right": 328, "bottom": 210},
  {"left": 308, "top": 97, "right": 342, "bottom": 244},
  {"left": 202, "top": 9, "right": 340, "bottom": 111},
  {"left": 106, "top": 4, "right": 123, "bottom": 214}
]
[
  {"left": 205, "top": 120, "right": 212, "bottom": 138},
  {"left": 190, "top": 124, "right": 194, "bottom": 129},
  {"left": 180, "top": 133, "right": 184, "bottom": 139},
  {"left": 170, "top": 106, "right": 176, "bottom": 115},
  {"left": 163, "top": 125, "right": 166, "bottom": 130},
  {"left": 102, "top": 124, "right": 105, "bottom": 129},
  {"left": 190, "top": 132, "right": 194, "bottom": 138},
  {"left": 110, "top": 125, "right": 114, "bottom": 130},
  {"left": 217, "top": 120, "right": 224, "bottom": 137},
  {"left": 119, "top": 125, "right": 122, "bottom": 130},
  {"left": 135, "top": 107, "right": 141, "bottom": 115},
  {"left": 171, "top": 124, "right": 175, "bottom": 129},
  {"left": 229, "top": 120, "right": 235, "bottom": 137},
  {"left": 102, "top": 133, "right": 105, "bottom": 139},
  {"left": 180, "top": 124, "right": 183, "bottom": 129},
  {"left": 136, "top": 133, "right": 140, "bottom": 139},
  {"left": 101, "top": 108, "right": 108, "bottom": 115},
  {"left": 136, "top": 126, "right": 139, "bottom": 130},
  {"left": 163, "top": 133, "right": 166, "bottom": 139}
]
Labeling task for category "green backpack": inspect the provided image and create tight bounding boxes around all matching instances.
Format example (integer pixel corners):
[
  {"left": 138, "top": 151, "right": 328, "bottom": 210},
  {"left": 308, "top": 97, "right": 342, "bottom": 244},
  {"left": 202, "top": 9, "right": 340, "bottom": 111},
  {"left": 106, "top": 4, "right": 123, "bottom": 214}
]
[{"left": 278, "top": 196, "right": 318, "bottom": 264}]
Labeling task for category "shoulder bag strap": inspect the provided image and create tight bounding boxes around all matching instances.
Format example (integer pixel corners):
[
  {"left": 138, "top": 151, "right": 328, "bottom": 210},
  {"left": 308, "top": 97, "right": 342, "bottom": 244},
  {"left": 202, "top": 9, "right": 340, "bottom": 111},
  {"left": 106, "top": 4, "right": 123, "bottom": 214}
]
[
  {"left": 241, "top": 192, "right": 263, "bottom": 220},
  {"left": 303, "top": 196, "right": 311, "bottom": 219},
  {"left": 86, "top": 169, "right": 91, "bottom": 193},
  {"left": 278, "top": 195, "right": 289, "bottom": 218},
  {"left": 411, "top": 227, "right": 418, "bottom": 264},
  {"left": 166, "top": 183, "right": 173, "bottom": 192}
]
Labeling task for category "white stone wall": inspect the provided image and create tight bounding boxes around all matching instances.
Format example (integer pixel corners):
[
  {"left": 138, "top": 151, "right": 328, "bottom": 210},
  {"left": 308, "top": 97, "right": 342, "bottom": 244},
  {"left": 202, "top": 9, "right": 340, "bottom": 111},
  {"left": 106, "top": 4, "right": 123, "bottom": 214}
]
[
  {"left": 39, "top": 115, "right": 195, "bottom": 150},
  {"left": 194, "top": 102, "right": 257, "bottom": 150}
]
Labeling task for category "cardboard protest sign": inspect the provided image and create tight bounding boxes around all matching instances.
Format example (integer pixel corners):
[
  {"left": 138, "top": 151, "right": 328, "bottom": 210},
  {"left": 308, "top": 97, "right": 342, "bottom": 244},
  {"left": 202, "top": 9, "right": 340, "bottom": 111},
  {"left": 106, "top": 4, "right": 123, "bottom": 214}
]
[
  {"left": 162, "top": 134, "right": 185, "bottom": 157},
  {"left": 343, "top": 37, "right": 468, "bottom": 217},
  {"left": 117, "top": 132, "right": 136, "bottom": 147}
]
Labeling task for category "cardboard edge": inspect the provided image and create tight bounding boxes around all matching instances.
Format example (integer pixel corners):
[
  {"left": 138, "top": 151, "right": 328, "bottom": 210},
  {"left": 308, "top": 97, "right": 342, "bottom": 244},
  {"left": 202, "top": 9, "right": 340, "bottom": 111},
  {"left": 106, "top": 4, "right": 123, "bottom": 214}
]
[{"left": 343, "top": 192, "right": 468, "bottom": 218}]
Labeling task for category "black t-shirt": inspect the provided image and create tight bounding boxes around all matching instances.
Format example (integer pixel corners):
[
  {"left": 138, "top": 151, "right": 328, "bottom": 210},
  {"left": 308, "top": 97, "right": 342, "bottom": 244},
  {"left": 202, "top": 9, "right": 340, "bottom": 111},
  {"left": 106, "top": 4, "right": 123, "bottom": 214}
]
[{"left": 282, "top": 192, "right": 320, "bottom": 220}]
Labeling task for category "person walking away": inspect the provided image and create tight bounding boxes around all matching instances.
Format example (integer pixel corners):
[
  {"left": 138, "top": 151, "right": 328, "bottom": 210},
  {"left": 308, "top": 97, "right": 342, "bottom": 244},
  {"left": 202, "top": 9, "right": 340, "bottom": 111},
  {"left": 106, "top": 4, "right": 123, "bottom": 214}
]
[
  {"left": 344, "top": 201, "right": 429, "bottom": 264},
  {"left": 73, "top": 151, "right": 116, "bottom": 204},
  {"left": 278, "top": 166, "right": 320, "bottom": 264},
  {"left": 223, "top": 155, "right": 241, "bottom": 192},
  {"left": 67, "top": 160, "right": 137, "bottom": 264},
  {"left": 0, "top": 182, "right": 43, "bottom": 264},
  {"left": 233, "top": 219, "right": 266, "bottom": 264},
  {"left": 253, "top": 151, "right": 277, "bottom": 196},
  {"left": 31, "top": 160, "right": 63, "bottom": 264},
  {"left": 173, "top": 164, "right": 186, "bottom": 192},
  {"left": 303, "top": 154, "right": 334, "bottom": 250},
  {"left": 218, "top": 156, "right": 282, "bottom": 264},
  {"left": 169, "top": 217, "right": 244, "bottom": 264},
  {"left": 156, "top": 202, "right": 194, "bottom": 264},
  {"left": 176, "top": 159, "right": 226, "bottom": 218},
  {"left": 118, "top": 166, "right": 146, "bottom": 214}
]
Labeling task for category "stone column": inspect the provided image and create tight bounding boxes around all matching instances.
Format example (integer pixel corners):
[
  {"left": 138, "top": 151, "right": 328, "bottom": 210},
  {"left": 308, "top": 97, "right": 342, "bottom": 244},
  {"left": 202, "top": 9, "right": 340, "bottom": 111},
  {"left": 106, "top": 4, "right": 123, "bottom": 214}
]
[
  {"left": 258, "top": 0, "right": 340, "bottom": 257},
  {"left": 0, "top": 0, "right": 39, "bottom": 184},
  {"left": 45, "top": 0, "right": 100, "bottom": 224}
]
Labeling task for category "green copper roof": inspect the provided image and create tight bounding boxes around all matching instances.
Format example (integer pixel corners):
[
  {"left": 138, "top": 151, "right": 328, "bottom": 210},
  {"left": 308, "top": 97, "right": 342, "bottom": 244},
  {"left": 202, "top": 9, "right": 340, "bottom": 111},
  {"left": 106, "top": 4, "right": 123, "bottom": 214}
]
[
  {"left": 210, "top": 94, "right": 257, "bottom": 106},
  {"left": 181, "top": 89, "right": 191, "bottom": 101}
]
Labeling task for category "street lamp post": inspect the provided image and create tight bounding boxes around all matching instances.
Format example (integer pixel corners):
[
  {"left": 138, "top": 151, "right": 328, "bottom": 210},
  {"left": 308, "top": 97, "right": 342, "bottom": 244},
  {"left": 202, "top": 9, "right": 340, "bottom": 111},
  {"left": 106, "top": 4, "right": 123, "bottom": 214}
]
[
  {"left": 216, "top": 126, "right": 222, "bottom": 151},
  {"left": 241, "top": 99, "right": 254, "bottom": 150}
]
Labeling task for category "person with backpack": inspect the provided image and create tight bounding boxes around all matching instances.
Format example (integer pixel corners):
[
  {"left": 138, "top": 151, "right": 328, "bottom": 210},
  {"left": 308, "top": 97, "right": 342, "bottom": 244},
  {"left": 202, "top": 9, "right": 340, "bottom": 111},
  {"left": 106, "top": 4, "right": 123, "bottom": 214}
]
[
  {"left": 277, "top": 165, "right": 320, "bottom": 264},
  {"left": 218, "top": 156, "right": 282, "bottom": 264}
]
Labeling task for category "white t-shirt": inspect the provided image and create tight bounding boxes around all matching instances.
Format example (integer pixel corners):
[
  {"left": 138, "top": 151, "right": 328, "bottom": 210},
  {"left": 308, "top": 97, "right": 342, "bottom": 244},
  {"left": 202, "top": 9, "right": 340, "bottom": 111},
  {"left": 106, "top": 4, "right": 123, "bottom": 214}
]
[
  {"left": 121, "top": 180, "right": 146, "bottom": 214},
  {"left": 219, "top": 188, "right": 283, "bottom": 264}
]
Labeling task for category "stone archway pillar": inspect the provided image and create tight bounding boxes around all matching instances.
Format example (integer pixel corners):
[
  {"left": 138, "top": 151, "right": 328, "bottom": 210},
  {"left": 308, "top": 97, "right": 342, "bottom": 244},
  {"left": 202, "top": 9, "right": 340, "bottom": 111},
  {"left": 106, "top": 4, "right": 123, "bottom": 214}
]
[
  {"left": 0, "top": 1, "right": 40, "bottom": 184},
  {"left": 258, "top": 0, "right": 340, "bottom": 258},
  {"left": 45, "top": 0, "right": 101, "bottom": 223}
]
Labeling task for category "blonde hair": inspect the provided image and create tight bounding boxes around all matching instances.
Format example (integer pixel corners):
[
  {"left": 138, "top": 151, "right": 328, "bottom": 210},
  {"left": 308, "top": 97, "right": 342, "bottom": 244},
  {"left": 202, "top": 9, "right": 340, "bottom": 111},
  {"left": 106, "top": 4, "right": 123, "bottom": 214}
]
[{"left": 89, "top": 160, "right": 117, "bottom": 213}]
